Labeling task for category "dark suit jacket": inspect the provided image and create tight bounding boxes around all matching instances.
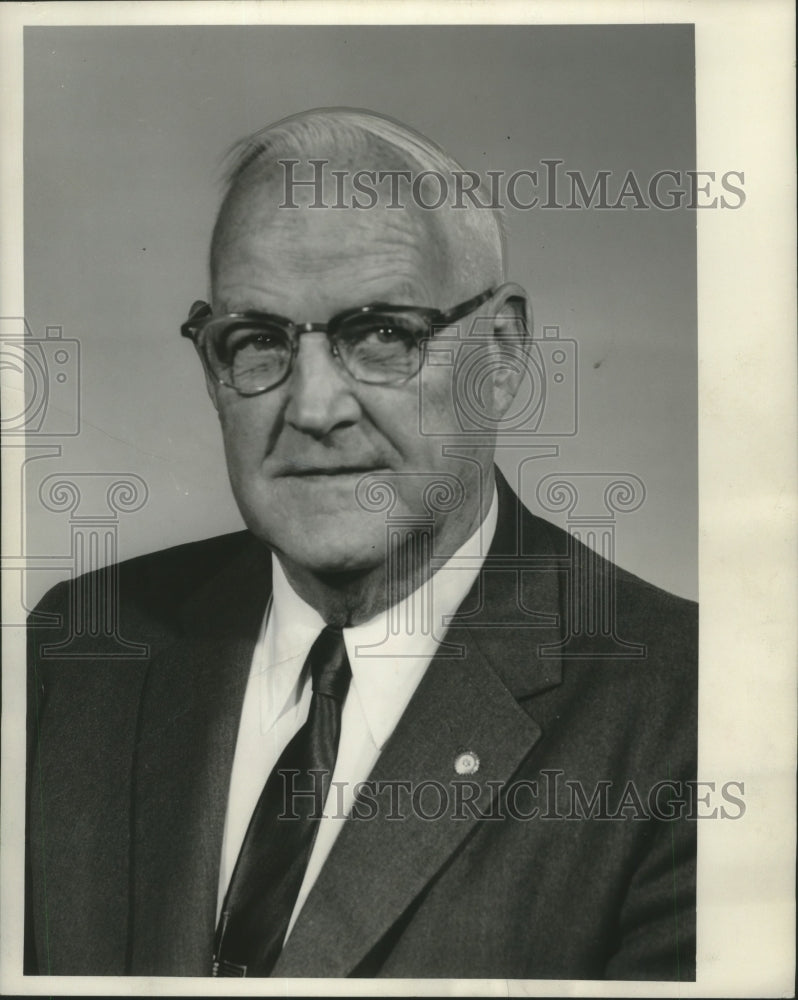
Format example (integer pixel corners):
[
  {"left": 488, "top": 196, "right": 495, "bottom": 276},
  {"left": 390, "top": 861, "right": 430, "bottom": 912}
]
[{"left": 26, "top": 473, "right": 697, "bottom": 980}]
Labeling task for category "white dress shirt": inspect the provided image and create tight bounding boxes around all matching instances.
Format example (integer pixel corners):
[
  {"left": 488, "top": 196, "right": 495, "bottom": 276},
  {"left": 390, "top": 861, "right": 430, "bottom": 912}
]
[{"left": 217, "top": 485, "right": 498, "bottom": 940}]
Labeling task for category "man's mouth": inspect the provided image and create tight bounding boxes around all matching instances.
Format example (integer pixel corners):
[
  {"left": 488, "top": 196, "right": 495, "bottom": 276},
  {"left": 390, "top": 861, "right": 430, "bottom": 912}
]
[{"left": 279, "top": 465, "right": 389, "bottom": 478}]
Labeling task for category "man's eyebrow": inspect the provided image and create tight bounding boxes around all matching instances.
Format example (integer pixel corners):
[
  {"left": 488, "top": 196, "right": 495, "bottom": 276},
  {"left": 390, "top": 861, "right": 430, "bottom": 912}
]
[
  {"left": 328, "top": 288, "right": 433, "bottom": 315},
  {"left": 333, "top": 294, "right": 437, "bottom": 315},
  {"left": 340, "top": 299, "right": 408, "bottom": 311},
  {"left": 217, "top": 279, "right": 430, "bottom": 317},
  {"left": 213, "top": 299, "right": 426, "bottom": 322}
]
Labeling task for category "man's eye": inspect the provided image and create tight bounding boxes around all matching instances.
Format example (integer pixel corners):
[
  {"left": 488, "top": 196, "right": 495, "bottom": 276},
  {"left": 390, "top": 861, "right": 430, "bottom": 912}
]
[
  {"left": 218, "top": 327, "right": 289, "bottom": 364},
  {"left": 363, "top": 324, "right": 410, "bottom": 345},
  {"left": 344, "top": 319, "right": 423, "bottom": 349},
  {"left": 228, "top": 329, "right": 281, "bottom": 352}
]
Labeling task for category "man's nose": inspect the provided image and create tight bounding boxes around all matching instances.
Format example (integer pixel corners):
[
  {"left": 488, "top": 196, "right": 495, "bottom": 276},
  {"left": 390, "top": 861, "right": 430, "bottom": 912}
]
[{"left": 283, "top": 334, "right": 362, "bottom": 437}]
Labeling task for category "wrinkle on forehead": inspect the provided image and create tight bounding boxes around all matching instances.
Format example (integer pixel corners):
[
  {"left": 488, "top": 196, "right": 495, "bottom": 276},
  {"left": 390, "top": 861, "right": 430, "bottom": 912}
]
[
  {"left": 212, "top": 153, "right": 499, "bottom": 307},
  {"left": 216, "top": 209, "right": 446, "bottom": 309},
  {"left": 218, "top": 259, "right": 438, "bottom": 316}
]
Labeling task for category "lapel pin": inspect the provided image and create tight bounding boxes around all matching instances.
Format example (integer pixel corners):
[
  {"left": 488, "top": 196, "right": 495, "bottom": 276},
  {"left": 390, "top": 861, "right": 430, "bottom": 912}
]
[{"left": 454, "top": 750, "right": 480, "bottom": 775}]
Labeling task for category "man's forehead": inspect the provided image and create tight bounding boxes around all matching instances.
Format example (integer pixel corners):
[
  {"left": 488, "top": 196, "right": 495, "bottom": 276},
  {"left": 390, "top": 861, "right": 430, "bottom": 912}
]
[
  {"left": 219, "top": 161, "right": 443, "bottom": 240},
  {"left": 213, "top": 171, "right": 450, "bottom": 304},
  {"left": 210, "top": 131, "right": 504, "bottom": 307}
]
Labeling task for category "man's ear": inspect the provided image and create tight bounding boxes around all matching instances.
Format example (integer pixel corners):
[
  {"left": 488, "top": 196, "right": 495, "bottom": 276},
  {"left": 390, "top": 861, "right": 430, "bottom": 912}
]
[{"left": 486, "top": 283, "right": 533, "bottom": 419}]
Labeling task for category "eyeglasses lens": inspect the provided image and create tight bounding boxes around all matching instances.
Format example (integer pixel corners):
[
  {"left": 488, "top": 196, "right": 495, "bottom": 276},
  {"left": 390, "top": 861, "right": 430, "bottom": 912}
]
[
  {"left": 335, "top": 311, "right": 427, "bottom": 384},
  {"left": 205, "top": 311, "right": 429, "bottom": 392},
  {"left": 205, "top": 321, "right": 292, "bottom": 393}
]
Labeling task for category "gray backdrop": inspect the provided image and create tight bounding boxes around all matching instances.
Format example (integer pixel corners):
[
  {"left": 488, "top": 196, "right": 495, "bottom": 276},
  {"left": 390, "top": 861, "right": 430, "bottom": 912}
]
[{"left": 23, "top": 24, "right": 697, "bottom": 603}]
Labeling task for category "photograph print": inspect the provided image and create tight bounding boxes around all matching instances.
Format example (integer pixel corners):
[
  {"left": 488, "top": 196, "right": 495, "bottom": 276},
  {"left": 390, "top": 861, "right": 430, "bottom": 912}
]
[{"left": 17, "top": 21, "right": 703, "bottom": 983}]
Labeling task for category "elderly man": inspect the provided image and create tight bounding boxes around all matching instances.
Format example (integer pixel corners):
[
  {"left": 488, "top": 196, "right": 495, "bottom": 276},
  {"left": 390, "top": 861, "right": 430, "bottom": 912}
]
[{"left": 26, "top": 108, "right": 697, "bottom": 980}]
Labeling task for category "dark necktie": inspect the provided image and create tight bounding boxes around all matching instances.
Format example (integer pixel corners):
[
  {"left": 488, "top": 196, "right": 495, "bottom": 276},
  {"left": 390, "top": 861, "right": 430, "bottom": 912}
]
[{"left": 213, "top": 625, "right": 351, "bottom": 977}]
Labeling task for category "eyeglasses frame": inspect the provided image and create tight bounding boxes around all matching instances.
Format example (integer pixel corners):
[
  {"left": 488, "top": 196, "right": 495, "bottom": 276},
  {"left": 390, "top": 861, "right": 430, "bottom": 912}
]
[{"left": 180, "top": 287, "right": 500, "bottom": 396}]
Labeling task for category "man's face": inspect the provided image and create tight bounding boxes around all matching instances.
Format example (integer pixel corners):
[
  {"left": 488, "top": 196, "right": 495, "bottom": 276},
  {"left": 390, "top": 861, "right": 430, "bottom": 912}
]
[{"left": 207, "top": 178, "right": 504, "bottom": 576}]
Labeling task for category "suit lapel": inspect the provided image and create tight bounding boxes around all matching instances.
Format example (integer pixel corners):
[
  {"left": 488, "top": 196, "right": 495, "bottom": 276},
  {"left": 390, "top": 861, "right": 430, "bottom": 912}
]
[
  {"left": 273, "top": 478, "right": 565, "bottom": 977},
  {"left": 129, "top": 477, "right": 564, "bottom": 977},
  {"left": 129, "top": 537, "right": 271, "bottom": 976}
]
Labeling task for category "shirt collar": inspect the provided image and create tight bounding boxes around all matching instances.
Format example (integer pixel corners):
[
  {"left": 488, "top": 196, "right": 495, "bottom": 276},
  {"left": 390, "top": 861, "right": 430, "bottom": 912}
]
[
  {"left": 345, "top": 486, "right": 498, "bottom": 750},
  {"left": 264, "top": 484, "right": 499, "bottom": 750},
  {"left": 257, "top": 564, "right": 327, "bottom": 726}
]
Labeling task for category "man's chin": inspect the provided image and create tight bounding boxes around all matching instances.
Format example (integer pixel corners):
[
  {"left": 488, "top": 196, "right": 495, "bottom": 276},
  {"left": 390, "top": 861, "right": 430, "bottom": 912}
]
[
  {"left": 274, "top": 541, "right": 387, "bottom": 580},
  {"left": 237, "top": 487, "right": 395, "bottom": 574},
  {"left": 244, "top": 515, "right": 388, "bottom": 576}
]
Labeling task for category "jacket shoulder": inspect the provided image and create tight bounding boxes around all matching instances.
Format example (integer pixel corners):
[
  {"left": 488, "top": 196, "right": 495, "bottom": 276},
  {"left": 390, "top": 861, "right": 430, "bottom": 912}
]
[
  {"left": 524, "top": 502, "right": 696, "bottom": 616},
  {"left": 31, "top": 530, "right": 257, "bottom": 623},
  {"left": 513, "top": 500, "right": 698, "bottom": 693}
]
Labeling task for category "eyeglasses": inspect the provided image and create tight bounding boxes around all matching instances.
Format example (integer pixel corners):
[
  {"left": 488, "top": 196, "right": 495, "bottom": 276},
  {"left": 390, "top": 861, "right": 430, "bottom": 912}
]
[{"left": 180, "top": 288, "right": 496, "bottom": 396}]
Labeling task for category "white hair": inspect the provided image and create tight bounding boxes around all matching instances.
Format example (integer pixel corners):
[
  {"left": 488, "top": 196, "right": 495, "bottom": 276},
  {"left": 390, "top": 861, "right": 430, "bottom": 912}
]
[{"left": 211, "top": 106, "right": 506, "bottom": 294}]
